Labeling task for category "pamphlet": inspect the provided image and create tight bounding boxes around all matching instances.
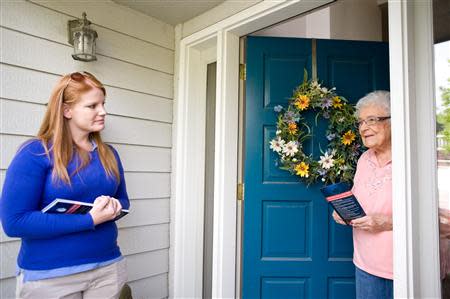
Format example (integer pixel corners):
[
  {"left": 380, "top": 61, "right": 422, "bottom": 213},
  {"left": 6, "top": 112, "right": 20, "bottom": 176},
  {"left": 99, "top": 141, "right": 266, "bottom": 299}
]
[
  {"left": 42, "top": 198, "right": 129, "bottom": 221},
  {"left": 320, "top": 182, "right": 366, "bottom": 224}
]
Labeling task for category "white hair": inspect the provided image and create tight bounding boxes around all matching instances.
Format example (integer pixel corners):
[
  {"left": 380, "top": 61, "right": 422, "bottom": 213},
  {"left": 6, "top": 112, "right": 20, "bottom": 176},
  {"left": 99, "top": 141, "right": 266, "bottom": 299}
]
[{"left": 355, "top": 90, "right": 390, "bottom": 118}]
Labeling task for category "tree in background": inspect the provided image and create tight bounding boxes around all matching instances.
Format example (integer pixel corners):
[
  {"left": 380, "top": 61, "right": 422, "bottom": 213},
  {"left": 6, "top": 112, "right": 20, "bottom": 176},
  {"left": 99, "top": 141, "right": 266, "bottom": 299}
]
[{"left": 437, "top": 63, "right": 450, "bottom": 154}]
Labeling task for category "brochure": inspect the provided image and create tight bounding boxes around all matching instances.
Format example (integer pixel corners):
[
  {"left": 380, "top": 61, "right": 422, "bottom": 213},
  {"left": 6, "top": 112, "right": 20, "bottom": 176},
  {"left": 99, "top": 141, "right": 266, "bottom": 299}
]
[
  {"left": 320, "top": 182, "right": 366, "bottom": 224},
  {"left": 42, "top": 198, "right": 129, "bottom": 221}
]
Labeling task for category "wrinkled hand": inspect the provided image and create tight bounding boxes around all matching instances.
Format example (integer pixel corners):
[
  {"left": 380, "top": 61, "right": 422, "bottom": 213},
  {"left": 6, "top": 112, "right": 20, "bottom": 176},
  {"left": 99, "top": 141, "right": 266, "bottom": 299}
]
[
  {"left": 439, "top": 209, "right": 450, "bottom": 239},
  {"left": 332, "top": 211, "right": 347, "bottom": 225},
  {"left": 89, "top": 196, "right": 122, "bottom": 226},
  {"left": 350, "top": 215, "right": 392, "bottom": 233}
]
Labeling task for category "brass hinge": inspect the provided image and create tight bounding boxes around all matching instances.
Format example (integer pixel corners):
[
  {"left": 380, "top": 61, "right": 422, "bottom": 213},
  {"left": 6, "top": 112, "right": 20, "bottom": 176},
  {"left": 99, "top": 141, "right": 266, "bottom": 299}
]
[
  {"left": 239, "top": 63, "right": 246, "bottom": 81},
  {"left": 237, "top": 183, "right": 244, "bottom": 201}
]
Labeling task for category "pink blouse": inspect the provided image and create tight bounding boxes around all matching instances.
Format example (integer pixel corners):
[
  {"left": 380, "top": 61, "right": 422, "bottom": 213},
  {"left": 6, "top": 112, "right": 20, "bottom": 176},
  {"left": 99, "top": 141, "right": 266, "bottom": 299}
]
[{"left": 352, "top": 149, "right": 393, "bottom": 279}]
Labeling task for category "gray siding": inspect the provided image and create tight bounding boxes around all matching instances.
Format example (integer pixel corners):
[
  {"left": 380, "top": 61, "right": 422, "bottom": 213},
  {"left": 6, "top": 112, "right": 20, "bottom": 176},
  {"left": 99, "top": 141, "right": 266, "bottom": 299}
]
[{"left": 0, "top": 1, "right": 173, "bottom": 298}]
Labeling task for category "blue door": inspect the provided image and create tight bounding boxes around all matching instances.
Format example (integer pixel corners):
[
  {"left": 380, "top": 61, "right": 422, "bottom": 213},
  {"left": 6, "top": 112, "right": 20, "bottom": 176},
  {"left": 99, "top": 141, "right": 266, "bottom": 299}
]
[{"left": 243, "top": 37, "right": 389, "bottom": 299}]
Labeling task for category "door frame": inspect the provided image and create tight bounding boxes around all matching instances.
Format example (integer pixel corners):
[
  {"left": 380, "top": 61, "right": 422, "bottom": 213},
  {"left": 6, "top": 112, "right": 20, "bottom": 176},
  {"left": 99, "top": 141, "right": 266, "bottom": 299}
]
[{"left": 171, "top": 1, "right": 440, "bottom": 298}]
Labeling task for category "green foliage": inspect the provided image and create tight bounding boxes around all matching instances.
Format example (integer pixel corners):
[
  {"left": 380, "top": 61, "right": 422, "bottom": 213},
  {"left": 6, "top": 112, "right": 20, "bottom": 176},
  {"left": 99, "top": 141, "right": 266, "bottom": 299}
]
[
  {"left": 269, "top": 76, "right": 363, "bottom": 186},
  {"left": 437, "top": 63, "right": 450, "bottom": 153}
]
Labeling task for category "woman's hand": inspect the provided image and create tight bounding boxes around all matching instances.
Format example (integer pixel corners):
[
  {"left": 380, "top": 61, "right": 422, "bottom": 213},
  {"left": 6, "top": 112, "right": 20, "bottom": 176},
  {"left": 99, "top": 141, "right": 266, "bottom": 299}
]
[
  {"left": 350, "top": 215, "right": 392, "bottom": 233},
  {"left": 109, "top": 197, "right": 123, "bottom": 218},
  {"left": 89, "top": 196, "right": 120, "bottom": 226},
  {"left": 332, "top": 211, "right": 347, "bottom": 225}
]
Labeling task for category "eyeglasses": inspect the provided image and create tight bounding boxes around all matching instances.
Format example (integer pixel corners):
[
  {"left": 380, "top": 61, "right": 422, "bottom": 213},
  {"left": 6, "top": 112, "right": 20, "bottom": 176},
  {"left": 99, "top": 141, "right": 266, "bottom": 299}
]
[
  {"left": 60, "top": 72, "right": 92, "bottom": 101},
  {"left": 67, "top": 71, "right": 93, "bottom": 84},
  {"left": 357, "top": 116, "right": 391, "bottom": 127}
]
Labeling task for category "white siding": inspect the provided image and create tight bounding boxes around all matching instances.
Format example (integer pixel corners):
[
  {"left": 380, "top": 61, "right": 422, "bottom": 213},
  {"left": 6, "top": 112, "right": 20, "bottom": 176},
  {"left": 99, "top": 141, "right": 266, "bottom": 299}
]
[{"left": 0, "top": 0, "right": 173, "bottom": 298}]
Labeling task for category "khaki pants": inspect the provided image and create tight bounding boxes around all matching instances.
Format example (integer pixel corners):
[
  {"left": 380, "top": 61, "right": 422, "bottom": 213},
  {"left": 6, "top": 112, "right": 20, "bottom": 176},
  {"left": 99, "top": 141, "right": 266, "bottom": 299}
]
[{"left": 16, "top": 259, "right": 127, "bottom": 299}]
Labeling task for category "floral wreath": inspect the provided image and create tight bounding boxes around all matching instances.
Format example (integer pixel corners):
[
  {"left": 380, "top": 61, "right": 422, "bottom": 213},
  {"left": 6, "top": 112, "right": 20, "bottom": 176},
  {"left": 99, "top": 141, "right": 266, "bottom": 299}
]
[{"left": 269, "top": 72, "right": 363, "bottom": 186}]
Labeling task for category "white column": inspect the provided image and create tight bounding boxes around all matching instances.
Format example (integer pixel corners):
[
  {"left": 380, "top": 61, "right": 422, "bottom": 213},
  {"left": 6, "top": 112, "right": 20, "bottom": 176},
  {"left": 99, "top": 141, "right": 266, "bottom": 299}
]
[
  {"left": 171, "top": 37, "right": 208, "bottom": 298},
  {"left": 389, "top": 0, "right": 441, "bottom": 297},
  {"left": 212, "top": 29, "right": 240, "bottom": 299}
]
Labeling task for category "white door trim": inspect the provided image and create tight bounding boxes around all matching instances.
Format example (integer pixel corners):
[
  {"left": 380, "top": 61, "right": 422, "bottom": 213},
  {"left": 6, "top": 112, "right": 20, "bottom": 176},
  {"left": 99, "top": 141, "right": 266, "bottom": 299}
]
[
  {"left": 389, "top": 1, "right": 441, "bottom": 297},
  {"left": 172, "top": 0, "right": 439, "bottom": 298}
]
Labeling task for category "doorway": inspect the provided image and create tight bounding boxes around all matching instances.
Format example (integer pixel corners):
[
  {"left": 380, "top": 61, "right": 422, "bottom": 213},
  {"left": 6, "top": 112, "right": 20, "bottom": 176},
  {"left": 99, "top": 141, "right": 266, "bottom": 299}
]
[{"left": 173, "top": 1, "right": 438, "bottom": 298}]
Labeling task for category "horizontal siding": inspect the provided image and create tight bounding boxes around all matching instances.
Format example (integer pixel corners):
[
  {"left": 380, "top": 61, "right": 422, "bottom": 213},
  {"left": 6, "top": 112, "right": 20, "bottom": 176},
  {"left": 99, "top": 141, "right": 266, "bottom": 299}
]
[
  {"left": 0, "top": 99, "right": 172, "bottom": 147},
  {"left": 129, "top": 273, "right": 168, "bottom": 299},
  {"left": 0, "top": 241, "right": 20, "bottom": 279},
  {"left": 1, "top": 64, "right": 173, "bottom": 122},
  {"left": 1, "top": 135, "right": 171, "bottom": 172},
  {"left": 31, "top": 0, "right": 174, "bottom": 50},
  {"left": 1, "top": 0, "right": 174, "bottom": 74},
  {"left": 0, "top": 197, "right": 169, "bottom": 242},
  {"left": 0, "top": 135, "right": 29, "bottom": 170},
  {"left": 125, "top": 172, "right": 170, "bottom": 199},
  {"left": 118, "top": 198, "right": 170, "bottom": 229},
  {"left": 126, "top": 249, "right": 169, "bottom": 282},
  {"left": 114, "top": 144, "right": 171, "bottom": 173},
  {"left": 0, "top": 169, "right": 170, "bottom": 200},
  {"left": 118, "top": 224, "right": 169, "bottom": 256},
  {"left": 1, "top": 224, "right": 169, "bottom": 280},
  {"left": 0, "top": 274, "right": 169, "bottom": 299},
  {"left": 0, "top": 0, "right": 173, "bottom": 297},
  {"left": 1, "top": 28, "right": 173, "bottom": 98},
  {"left": 0, "top": 64, "right": 56, "bottom": 104},
  {"left": 0, "top": 277, "right": 16, "bottom": 299}
]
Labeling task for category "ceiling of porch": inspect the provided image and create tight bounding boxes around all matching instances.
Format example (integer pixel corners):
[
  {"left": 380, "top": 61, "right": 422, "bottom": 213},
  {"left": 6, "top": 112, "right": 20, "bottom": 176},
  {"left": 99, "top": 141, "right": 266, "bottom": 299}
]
[{"left": 111, "top": 0, "right": 227, "bottom": 25}]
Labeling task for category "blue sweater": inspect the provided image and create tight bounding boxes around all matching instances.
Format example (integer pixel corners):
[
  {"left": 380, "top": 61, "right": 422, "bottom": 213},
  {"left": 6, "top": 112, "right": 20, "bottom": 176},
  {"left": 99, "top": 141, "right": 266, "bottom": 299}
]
[{"left": 0, "top": 140, "right": 130, "bottom": 271}]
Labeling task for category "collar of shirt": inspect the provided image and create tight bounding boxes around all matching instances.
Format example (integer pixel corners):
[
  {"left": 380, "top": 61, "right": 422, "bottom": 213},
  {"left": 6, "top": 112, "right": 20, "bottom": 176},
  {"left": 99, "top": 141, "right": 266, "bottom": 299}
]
[
  {"left": 90, "top": 139, "right": 98, "bottom": 152},
  {"left": 366, "top": 148, "right": 392, "bottom": 168}
]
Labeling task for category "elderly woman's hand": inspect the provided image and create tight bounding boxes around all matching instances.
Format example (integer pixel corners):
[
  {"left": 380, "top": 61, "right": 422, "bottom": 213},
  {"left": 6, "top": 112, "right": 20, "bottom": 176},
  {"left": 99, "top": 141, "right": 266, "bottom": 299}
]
[
  {"left": 332, "top": 211, "right": 347, "bottom": 225},
  {"left": 350, "top": 214, "right": 392, "bottom": 233}
]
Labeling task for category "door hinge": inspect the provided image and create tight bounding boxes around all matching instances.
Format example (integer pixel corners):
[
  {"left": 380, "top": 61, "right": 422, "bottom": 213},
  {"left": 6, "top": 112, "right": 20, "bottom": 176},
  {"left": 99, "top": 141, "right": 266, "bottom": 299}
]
[
  {"left": 237, "top": 183, "right": 245, "bottom": 201},
  {"left": 239, "top": 63, "right": 246, "bottom": 81}
]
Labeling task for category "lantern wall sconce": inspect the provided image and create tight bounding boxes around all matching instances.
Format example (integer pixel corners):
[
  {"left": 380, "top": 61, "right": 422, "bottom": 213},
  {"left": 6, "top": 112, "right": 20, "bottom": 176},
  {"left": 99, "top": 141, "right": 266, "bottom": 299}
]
[{"left": 68, "top": 12, "right": 98, "bottom": 62}]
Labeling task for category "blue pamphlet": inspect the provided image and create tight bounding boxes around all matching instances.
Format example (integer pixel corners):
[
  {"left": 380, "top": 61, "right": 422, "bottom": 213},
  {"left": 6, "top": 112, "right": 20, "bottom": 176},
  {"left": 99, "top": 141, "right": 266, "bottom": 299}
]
[
  {"left": 42, "top": 198, "right": 129, "bottom": 221},
  {"left": 320, "top": 182, "right": 366, "bottom": 224}
]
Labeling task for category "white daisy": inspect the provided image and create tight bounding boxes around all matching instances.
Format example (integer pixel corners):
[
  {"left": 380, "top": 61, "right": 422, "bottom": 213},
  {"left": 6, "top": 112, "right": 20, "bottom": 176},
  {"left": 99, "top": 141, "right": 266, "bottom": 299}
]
[
  {"left": 282, "top": 141, "right": 299, "bottom": 157},
  {"left": 319, "top": 152, "right": 335, "bottom": 169},
  {"left": 269, "top": 137, "right": 285, "bottom": 153}
]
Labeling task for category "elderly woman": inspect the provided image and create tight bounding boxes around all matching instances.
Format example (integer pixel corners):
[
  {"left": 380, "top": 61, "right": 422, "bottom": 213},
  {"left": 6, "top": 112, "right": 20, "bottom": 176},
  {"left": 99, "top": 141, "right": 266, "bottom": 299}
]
[{"left": 333, "top": 90, "right": 393, "bottom": 299}]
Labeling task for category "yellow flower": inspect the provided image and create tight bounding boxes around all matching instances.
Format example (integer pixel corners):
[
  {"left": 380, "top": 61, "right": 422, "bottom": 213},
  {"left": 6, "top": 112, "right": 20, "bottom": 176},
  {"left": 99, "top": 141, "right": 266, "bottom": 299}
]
[
  {"left": 341, "top": 130, "right": 356, "bottom": 145},
  {"left": 295, "top": 162, "right": 309, "bottom": 177},
  {"left": 295, "top": 95, "right": 310, "bottom": 110},
  {"left": 288, "top": 123, "right": 298, "bottom": 134},
  {"left": 332, "top": 96, "right": 343, "bottom": 109}
]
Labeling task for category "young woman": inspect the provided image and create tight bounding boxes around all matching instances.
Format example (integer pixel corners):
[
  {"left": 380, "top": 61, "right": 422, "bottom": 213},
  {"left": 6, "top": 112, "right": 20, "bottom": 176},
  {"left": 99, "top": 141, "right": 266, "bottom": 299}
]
[{"left": 0, "top": 72, "right": 130, "bottom": 298}]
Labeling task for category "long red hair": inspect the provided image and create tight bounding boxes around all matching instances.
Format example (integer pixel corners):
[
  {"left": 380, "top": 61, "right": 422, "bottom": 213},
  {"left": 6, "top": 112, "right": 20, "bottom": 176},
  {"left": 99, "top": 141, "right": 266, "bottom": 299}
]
[{"left": 37, "top": 72, "right": 119, "bottom": 184}]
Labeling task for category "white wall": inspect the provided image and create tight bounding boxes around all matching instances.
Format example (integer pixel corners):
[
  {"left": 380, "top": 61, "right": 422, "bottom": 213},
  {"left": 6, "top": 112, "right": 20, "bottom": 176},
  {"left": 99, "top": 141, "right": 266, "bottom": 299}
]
[
  {"left": 0, "top": 1, "right": 173, "bottom": 298},
  {"left": 330, "top": 0, "right": 382, "bottom": 41},
  {"left": 252, "top": 8, "right": 331, "bottom": 39},
  {"left": 253, "top": 0, "right": 382, "bottom": 42}
]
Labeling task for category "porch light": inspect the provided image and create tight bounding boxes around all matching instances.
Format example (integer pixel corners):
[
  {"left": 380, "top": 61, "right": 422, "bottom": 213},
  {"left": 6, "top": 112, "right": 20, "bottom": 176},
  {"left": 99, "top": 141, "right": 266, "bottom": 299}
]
[{"left": 67, "top": 12, "right": 98, "bottom": 62}]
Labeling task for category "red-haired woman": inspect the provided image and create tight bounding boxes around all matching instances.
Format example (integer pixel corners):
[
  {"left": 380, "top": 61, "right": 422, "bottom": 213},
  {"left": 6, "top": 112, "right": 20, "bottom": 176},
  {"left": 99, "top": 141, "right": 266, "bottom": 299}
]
[{"left": 0, "top": 72, "right": 129, "bottom": 298}]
